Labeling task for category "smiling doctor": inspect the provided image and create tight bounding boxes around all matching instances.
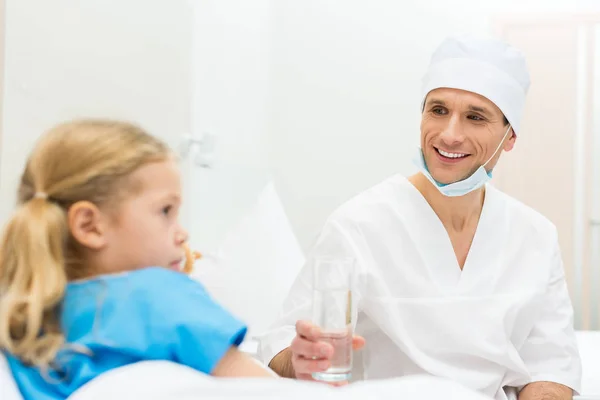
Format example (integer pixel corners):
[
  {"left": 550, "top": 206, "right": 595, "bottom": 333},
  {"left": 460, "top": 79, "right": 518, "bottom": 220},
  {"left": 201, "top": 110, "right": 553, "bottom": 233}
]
[{"left": 258, "top": 34, "right": 582, "bottom": 400}]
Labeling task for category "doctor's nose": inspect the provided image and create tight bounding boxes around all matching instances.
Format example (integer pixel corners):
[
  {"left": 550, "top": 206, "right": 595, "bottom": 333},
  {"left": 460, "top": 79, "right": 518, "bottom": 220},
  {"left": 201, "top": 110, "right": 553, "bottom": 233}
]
[{"left": 438, "top": 115, "right": 465, "bottom": 145}]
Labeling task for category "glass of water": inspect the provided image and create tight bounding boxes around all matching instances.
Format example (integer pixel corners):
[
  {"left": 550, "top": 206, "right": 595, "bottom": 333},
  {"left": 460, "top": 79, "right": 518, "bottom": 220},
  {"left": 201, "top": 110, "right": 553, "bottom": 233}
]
[{"left": 311, "top": 256, "right": 354, "bottom": 382}]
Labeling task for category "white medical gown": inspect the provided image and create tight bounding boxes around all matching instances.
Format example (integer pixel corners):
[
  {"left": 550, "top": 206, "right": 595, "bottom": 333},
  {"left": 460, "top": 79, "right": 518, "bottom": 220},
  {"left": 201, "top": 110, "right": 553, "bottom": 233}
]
[{"left": 257, "top": 175, "right": 581, "bottom": 400}]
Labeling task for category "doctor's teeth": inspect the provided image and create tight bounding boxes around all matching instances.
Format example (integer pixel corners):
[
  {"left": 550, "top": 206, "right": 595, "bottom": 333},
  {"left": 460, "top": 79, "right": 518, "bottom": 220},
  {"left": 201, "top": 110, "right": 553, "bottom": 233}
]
[{"left": 438, "top": 149, "right": 467, "bottom": 158}]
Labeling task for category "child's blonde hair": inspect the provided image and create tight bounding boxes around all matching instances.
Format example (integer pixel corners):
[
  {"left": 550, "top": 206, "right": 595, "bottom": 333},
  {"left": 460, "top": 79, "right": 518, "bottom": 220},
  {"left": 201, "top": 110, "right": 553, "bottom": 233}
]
[{"left": 0, "top": 119, "right": 171, "bottom": 368}]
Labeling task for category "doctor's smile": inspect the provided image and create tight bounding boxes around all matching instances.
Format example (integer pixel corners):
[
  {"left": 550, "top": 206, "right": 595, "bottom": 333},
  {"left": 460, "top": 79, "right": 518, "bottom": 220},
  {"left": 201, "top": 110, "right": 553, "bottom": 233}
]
[
  {"left": 435, "top": 147, "right": 469, "bottom": 159},
  {"left": 433, "top": 146, "right": 470, "bottom": 163}
]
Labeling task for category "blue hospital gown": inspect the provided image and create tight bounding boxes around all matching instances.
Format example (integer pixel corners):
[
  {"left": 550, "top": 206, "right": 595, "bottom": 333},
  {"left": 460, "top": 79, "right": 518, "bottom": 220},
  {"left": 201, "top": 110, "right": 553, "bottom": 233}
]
[{"left": 5, "top": 267, "right": 247, "bottom": 400}]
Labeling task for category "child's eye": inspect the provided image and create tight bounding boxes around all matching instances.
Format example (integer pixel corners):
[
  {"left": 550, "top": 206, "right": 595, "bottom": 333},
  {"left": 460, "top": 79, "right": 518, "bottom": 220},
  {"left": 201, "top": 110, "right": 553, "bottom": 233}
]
[{"left": 162, "top": 205, "right": 172, "bottom": 215}]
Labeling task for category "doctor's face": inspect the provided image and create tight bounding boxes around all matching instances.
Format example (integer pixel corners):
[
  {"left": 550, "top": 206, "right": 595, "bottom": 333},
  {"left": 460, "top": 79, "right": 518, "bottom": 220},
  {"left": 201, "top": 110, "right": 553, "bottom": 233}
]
[{"left": 420, "top": 88, "right": 516, "bottom": 185}]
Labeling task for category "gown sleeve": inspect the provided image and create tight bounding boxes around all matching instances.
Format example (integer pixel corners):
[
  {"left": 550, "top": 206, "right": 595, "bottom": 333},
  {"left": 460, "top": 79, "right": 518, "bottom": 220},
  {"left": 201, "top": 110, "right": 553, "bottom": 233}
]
[
  {"left": 145, "top": 268, "right": 248, "bottom": 374},
  {"left": 517, "top": 238, "right": 582, "bottom": 394}
]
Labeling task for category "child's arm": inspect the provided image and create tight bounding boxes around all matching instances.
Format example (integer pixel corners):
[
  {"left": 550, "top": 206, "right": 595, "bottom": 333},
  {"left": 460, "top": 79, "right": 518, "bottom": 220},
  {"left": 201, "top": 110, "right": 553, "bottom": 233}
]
[{"left": 212, "top": 347, "right": 277, "bottom": 378}]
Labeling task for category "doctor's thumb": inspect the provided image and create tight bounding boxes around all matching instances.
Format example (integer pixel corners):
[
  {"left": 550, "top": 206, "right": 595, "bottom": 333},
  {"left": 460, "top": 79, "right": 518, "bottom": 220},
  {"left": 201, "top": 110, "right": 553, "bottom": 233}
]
[{"left": 352, "top": 335, "right": 366, "bottom": 350}]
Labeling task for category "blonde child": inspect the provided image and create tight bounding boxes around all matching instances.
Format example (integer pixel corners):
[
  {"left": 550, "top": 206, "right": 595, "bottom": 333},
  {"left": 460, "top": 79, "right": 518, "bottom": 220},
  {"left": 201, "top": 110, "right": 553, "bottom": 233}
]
[{"left": 0, "top": 119, "right": 273, "bottom": 400}]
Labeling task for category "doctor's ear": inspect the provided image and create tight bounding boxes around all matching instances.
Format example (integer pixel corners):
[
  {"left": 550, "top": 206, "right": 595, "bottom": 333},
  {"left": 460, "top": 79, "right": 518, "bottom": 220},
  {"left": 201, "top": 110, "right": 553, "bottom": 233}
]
[
  {"left": 503, "top": 129, "right": 517, "bottom": 152},
  {"left": 68, "top": 201, "right": 109, "bottom": 250}
]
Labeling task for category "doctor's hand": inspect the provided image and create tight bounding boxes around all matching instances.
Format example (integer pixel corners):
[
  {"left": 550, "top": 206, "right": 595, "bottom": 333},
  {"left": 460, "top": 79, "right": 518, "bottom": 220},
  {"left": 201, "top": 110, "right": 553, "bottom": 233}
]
[{"left": 290, "top": 320, "right": 365, "bottom": 383}]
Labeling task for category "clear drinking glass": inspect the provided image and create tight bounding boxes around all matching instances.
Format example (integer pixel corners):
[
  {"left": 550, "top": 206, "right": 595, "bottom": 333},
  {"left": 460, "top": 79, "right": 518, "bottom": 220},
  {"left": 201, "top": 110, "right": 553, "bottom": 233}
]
[{"left": 311, "top": 256, "right": 354, "bottom": 382}]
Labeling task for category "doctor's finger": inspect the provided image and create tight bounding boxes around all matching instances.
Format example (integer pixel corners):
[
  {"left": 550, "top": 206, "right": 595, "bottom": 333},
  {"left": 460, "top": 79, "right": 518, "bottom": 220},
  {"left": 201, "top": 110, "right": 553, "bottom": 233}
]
[
  {"left": 352, "top": 335, "right": 366, "bottom": 350},
  {"left": 291, "top": 335, "right": 334, "bottom": 359},
  {"left": 292, "top": 353, "right": 330, "bottom": 375},
  {"left": 295, "top": 320, "right": 321, "bottom": 340}
]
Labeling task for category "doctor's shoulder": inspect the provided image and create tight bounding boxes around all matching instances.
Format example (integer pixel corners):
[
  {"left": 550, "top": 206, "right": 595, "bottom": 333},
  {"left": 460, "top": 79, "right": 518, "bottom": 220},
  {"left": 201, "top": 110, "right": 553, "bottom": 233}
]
[{"left": 492, "top": 186, "right": 558, "bottom": 244}]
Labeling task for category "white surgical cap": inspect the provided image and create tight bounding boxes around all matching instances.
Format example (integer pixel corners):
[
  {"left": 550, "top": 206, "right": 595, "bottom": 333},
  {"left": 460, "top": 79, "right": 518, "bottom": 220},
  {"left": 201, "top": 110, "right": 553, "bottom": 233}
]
[{"left": 421, "top": 34, "right": 531, "bottom": 134}]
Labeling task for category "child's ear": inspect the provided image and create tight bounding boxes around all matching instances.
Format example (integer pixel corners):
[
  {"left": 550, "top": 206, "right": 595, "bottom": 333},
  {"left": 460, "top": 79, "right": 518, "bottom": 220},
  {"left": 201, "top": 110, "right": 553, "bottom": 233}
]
[{"left": 67, "top": 201, "right": 109, "bottom": 250}]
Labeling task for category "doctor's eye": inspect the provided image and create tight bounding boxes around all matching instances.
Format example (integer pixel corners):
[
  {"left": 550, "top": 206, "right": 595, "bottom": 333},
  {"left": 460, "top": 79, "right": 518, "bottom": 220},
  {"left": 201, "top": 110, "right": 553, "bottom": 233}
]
[
  {"left": 467, "top": 114, "right": 485, "bottom": 122},
  {"left": 431, "top": 107, "right": 447, "bottom": 115}
]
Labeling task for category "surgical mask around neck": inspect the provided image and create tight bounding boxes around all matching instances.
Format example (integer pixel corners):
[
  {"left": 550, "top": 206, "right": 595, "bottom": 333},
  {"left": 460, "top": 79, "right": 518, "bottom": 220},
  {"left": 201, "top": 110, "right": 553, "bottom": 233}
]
[{"left": 413, "top": 125, "right": 511, "bottom": 197}]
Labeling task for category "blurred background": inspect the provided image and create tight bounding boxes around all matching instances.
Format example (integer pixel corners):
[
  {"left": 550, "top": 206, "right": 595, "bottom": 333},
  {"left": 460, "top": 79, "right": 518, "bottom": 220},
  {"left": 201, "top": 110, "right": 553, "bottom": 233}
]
[{"left": 0, "top": 0, "right": 598, "bottom": 332}]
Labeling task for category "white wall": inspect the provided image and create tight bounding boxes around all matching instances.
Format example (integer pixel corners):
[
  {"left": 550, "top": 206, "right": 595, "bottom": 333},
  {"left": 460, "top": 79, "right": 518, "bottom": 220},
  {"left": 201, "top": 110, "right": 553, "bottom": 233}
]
[
  {"left": 0, "top": 0, "right": 193, "bottom": 225},
  {"left": 187, "top": 0, "right": 272, "bottom": 251},
  {"left": 268, "top": 0, "right": 600, "bottom": 250},
  {"left": 2, "top": 0, "right": 600, "bottom": 254},
  {"left": 0, "top": 0, "right": 271, "bottom": 255}
]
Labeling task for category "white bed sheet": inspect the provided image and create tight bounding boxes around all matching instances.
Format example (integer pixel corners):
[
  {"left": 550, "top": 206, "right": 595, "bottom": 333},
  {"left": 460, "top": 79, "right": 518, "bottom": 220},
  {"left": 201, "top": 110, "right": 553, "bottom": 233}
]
[{"left": 69, "top": 360, "right": 493, "bottom": 400}]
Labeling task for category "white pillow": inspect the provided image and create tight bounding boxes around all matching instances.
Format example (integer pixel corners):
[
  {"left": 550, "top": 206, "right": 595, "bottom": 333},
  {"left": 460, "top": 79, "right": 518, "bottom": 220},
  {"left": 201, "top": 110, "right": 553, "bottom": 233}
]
[
  {"left": 190, "top": 182, "right": 305, "bottom": 340},
  {"left": 0, "top": 352, "right": 23, "bottom": 400}
]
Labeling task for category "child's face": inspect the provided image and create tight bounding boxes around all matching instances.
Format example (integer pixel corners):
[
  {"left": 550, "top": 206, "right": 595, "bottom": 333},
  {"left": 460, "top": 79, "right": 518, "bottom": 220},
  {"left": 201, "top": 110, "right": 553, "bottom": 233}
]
[{"left": 99, "top": 159, "right": 189, "bottom": 274}]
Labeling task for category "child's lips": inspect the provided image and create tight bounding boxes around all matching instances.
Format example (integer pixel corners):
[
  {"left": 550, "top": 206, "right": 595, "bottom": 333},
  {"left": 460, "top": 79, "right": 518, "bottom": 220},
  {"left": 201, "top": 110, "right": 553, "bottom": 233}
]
[{"left": 170, "top": 259, "right": 183, "bottom": 271}]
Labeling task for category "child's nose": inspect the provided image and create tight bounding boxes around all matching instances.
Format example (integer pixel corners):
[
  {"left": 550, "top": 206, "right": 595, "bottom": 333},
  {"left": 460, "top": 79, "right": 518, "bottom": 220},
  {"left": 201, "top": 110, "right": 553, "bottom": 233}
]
[{"left": 176, "top": 229, "right": 189, "bottom": 245}]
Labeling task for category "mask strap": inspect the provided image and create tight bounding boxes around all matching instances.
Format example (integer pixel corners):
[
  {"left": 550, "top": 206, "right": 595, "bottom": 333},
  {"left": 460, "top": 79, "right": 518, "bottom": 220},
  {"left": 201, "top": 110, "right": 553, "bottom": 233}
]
[{"left": 482, "top": 124, "right": 512, "bottom": 168}]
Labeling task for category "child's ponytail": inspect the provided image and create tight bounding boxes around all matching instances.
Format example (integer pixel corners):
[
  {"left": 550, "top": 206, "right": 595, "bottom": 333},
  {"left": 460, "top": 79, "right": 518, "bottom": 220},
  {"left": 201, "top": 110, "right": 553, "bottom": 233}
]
[{"left": 0, "top": 194, "right": 69, "bottom": 366}]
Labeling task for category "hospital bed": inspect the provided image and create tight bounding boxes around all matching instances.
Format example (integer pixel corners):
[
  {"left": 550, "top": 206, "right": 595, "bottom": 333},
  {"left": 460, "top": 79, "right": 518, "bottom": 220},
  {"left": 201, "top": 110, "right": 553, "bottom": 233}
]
[{"left": 1, "top": 331, "right": 599, "bottom": 400}]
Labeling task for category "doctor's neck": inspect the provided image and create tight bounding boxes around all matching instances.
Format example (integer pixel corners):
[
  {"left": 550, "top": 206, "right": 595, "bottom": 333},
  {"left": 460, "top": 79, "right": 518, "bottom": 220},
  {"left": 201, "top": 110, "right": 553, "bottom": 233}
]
[{"left": 409, "top": 173, "right": 485, "bottom": 232}]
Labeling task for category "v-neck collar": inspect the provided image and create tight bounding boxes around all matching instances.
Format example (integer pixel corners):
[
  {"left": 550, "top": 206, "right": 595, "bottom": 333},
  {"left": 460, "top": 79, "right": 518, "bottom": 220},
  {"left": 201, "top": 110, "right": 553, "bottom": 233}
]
[{"left": 399, "top": 177, "right": 509, "bottom": 294}]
